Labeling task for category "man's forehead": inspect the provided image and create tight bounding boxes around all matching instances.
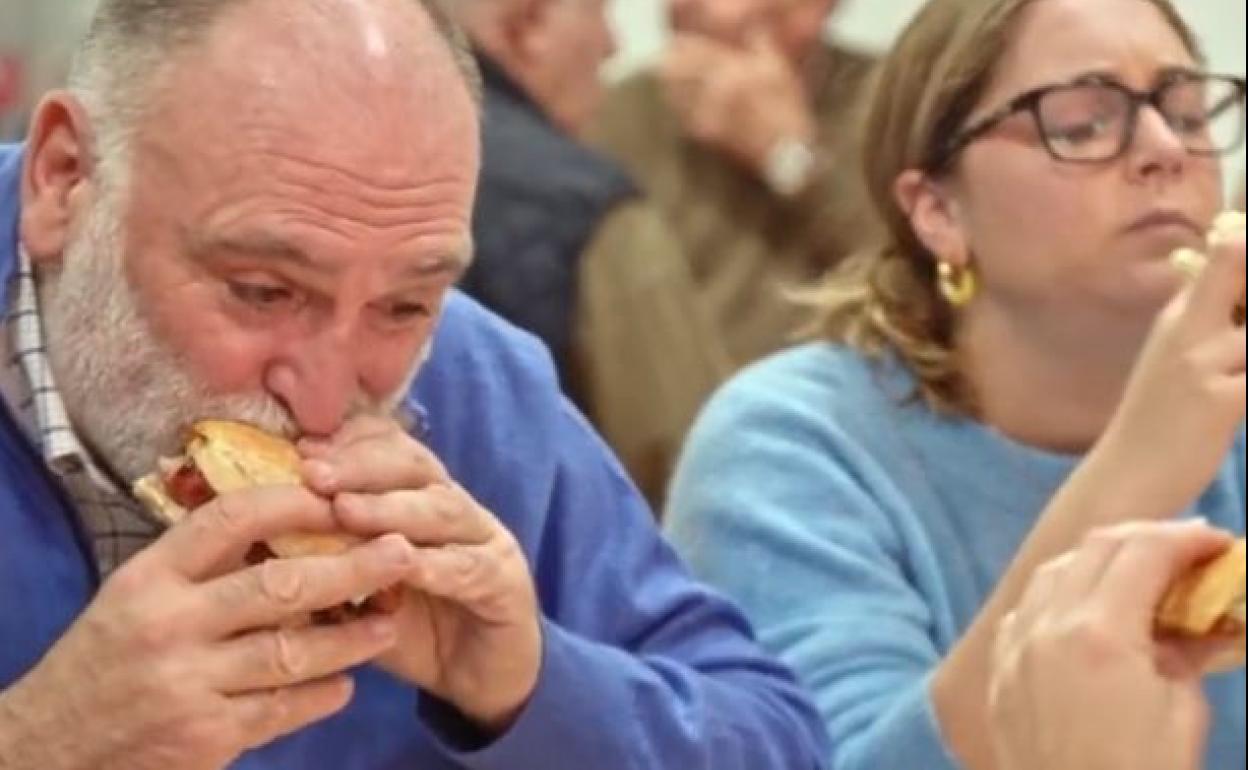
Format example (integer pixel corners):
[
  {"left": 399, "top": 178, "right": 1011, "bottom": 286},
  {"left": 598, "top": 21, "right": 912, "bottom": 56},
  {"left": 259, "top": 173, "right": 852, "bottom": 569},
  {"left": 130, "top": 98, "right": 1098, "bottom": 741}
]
[
  {"left": 173, "top": 0, "right": 474, "bottom": 119},
  {"left": 137, "top": 0, "right": 480, "bottom": 195}
]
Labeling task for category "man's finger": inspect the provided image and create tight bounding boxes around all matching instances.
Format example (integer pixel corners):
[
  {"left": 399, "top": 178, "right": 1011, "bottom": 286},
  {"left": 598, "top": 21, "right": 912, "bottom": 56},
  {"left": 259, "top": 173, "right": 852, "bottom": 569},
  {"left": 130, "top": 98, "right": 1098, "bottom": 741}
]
[
  {"left": 1094, "top": 521, "right": 1234, "bottom": 637},
  {"left": 212, "top": 616, "right": 398, "bottom": 694},
  {"left": 301, "top": 432, "right": 447, "bottom": 497},
  {"left": 1158, "top": 632, "right": 1247, "bottom": 677},
  {"left": 233, "top": 675, "right": 355, "bottom": 751},
  {"left": 334, "top": 485, "right": 495, "bottom": 547},
  {"left": 299, "top": 411, "right": 391, "bottom": 454},
  {"left": 401, "top": 540, "right": 526, "bottom": 619},
  {"left": 195, "top": 533, "right": 417, "bottom": 636},
  {"left": 151, "top": 486, "right": 338, "bottom": 581},
  {"left": 1044, "top": 528, "right": 1131, "bottom": 612}
]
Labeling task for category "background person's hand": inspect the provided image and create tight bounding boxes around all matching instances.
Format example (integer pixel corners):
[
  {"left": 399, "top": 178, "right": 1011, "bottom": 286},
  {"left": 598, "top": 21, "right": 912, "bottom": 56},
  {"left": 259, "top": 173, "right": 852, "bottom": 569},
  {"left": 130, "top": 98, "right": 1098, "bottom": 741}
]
[
  {"left": 1096, "top": 224, "right": 1245, "bottom": 521},
  {"left": 661, "top": 30, "right": 816, "bottom": 182},
  {"left": 0, "top": 486, "right": 413, "bottom": 770},
  {"left": 990, "top": 520, "right": 1239, "bottom": 770},
  {"left": 302, "top": 416, "right": 542, "bottom": 735}
]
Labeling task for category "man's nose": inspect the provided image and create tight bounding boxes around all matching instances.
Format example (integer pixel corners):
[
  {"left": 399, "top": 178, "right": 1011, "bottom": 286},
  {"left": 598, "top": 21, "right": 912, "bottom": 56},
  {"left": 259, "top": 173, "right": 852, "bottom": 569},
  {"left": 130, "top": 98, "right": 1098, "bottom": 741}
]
[{"left": 263, "top": 325, "right": 362, "bottom": 438}]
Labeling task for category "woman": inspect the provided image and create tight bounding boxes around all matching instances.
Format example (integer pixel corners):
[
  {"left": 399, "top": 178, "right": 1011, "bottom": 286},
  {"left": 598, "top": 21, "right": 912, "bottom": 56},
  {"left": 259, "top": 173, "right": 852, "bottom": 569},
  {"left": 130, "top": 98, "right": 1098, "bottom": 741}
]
[{"left": 664, "top": 1, "right": 1246, "bottom": 768}]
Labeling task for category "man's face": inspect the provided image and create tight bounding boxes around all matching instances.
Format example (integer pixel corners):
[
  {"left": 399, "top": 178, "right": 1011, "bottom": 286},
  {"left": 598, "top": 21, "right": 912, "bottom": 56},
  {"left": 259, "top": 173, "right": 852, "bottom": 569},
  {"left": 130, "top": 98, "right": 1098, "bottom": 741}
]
[
  {"left": 524, "top": 0, "right": 616, "bottom": 133},
  {"left": 668, "top": 0, "right": 837, "bottom": 62},
  {"left": 37, "top": 0, "right": 480, "bottom": 483}
]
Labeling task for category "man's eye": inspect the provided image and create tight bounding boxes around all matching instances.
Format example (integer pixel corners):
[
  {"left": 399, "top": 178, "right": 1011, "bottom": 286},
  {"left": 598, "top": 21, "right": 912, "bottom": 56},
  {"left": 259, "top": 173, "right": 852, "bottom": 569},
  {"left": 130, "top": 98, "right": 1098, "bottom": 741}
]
[
  {"left": 387, "top": 302, "right": 430, "bottom": 323},
  {"left": 228, "top": 281, "right": 295, "bottom": 309}
]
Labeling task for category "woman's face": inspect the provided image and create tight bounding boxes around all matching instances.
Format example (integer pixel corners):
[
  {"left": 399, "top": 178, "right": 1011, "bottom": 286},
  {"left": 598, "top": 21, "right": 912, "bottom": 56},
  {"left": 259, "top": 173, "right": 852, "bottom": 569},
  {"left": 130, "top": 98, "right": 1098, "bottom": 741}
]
[{"left": 946, "top": 0, "right": 1225, "bottom": 322}]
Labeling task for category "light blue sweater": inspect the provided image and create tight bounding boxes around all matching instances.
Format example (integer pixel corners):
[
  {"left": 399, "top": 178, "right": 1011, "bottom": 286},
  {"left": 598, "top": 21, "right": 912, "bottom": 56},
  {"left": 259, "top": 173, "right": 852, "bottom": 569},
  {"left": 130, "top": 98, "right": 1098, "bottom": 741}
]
[{"left": 666, "top": 342, "right": 1246, "bottom": 770}]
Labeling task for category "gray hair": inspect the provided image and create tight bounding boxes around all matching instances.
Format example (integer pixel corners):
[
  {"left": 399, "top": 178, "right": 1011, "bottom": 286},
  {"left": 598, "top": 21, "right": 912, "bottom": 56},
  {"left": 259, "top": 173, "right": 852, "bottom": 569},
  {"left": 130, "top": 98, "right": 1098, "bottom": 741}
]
[{"left": 66, "top": 0, "right": 481, "bottom": 193}]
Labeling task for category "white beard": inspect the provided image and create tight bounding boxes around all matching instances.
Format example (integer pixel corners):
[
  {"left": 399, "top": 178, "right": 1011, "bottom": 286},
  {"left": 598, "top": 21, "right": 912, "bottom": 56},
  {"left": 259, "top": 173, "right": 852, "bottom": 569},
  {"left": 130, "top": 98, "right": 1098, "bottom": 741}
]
[{"left": 37, "top": 192, "right": 427, "bottom": 486}]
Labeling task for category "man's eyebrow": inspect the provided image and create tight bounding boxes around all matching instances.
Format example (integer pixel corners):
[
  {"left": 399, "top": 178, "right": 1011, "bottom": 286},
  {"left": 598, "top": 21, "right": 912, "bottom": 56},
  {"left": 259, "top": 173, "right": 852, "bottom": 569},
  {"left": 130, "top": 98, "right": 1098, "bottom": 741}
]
[
  {"left": 188, "top": 231, "right": 323, "bottom": 271},
  {"left": 188, "top": 231, "right": 474, "bottom": 280},
  {"left": 402, "top": 239, "right": 474, "bottom": 281}
]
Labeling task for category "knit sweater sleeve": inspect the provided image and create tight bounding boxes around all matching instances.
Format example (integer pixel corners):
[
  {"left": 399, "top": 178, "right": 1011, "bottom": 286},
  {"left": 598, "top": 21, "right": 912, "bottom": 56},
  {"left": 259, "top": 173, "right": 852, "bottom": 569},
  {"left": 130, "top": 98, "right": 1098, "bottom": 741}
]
[{"left": 666, "top": 357, "right": 965, "bottom": 770}]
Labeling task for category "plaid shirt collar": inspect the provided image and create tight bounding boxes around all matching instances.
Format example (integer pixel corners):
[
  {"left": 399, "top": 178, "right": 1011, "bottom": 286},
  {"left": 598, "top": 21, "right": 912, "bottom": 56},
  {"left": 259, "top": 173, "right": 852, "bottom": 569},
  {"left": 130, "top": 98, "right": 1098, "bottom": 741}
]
[{"left": 1, "top": 246, "right": 122, "bottom": 491}]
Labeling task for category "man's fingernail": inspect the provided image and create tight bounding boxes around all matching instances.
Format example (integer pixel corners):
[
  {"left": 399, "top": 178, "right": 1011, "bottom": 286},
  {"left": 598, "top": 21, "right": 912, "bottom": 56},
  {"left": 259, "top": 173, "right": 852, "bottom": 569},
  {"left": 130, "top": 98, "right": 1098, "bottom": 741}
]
[{"left": 379, "top": 536, "right": 414, "bottom": 566}]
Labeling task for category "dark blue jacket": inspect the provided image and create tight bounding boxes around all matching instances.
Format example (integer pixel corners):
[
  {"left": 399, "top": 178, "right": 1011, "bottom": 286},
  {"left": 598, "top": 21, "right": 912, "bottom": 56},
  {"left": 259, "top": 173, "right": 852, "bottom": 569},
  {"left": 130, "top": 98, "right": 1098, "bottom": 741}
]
[{"left": 460, "top": 56, "right": 635, "bottom": 388}]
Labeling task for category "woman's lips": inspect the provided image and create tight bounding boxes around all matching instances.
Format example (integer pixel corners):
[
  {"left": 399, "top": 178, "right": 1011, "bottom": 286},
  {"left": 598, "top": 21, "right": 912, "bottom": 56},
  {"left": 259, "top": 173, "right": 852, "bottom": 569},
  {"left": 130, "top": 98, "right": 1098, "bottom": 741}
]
[{"left": 1125, "top": 210, "right": 1204, "bottom": 238}]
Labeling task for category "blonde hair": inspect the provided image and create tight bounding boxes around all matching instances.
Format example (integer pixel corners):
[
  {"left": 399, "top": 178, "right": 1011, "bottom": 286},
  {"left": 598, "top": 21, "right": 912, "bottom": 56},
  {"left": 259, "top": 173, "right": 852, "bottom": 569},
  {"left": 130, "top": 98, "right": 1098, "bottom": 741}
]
[{"left": 806, "top": 0, "right": 1201, "bottom": 415}]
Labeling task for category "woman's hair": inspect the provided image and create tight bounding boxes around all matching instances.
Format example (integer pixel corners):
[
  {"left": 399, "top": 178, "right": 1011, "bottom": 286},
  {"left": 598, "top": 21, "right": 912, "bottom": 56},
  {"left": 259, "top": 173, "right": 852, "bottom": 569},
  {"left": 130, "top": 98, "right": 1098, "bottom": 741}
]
[{"left": 806, "top": 0, "right": 1201, "bottom": 414}]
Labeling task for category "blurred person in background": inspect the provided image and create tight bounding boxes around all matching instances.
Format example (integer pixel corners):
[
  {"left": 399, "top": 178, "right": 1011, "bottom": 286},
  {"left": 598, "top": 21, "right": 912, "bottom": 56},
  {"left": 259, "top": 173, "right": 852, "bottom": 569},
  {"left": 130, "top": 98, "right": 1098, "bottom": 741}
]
[
  {"left": 588, "top": 0, "right": 876, "bottom": 503},
  {"left": 455, "top": 0, "right": 728, "bottom": 507},
  {"left": 665, "top": 0, "right": 1245, "bottom": 768},
  {"left": 592, "top": 0, "right": 876, "bottom": 372}
]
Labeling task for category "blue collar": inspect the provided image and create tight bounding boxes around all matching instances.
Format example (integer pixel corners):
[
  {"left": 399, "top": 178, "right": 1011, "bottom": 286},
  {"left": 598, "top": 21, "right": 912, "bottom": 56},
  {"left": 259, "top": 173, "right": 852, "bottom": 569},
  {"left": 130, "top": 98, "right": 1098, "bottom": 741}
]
[{"left": 0, "top": 144, "right": 26, "bottom": 311}]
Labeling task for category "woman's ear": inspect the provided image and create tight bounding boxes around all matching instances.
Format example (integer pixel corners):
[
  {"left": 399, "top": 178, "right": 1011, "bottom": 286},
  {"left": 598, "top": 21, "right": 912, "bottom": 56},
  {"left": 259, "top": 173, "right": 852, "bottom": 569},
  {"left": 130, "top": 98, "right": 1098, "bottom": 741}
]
[
  {"left": 20, "top": 90, "right": 97, "bottom": 267},
  {"left": 893, "top": 168, "right": 971, "bottom": 267}
]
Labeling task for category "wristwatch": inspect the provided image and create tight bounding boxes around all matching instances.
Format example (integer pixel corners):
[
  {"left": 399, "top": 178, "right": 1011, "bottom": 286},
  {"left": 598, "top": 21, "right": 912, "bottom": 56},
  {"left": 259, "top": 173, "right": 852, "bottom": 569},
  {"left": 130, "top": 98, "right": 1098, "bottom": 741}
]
[{"left": 763, "top": 136, "right": 818, "bottom": 198}]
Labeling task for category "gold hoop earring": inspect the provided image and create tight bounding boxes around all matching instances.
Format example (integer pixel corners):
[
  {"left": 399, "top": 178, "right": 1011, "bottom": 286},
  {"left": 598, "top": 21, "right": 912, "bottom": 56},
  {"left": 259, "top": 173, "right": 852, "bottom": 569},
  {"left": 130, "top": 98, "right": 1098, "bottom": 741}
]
[{"left": 938, "top": 261, "right": 978, "bottom": 308}]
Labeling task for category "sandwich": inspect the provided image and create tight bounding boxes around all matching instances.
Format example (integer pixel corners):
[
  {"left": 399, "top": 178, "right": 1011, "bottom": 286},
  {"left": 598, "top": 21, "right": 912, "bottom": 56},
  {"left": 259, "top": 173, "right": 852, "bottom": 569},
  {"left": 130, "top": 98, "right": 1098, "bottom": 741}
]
[
  {"left": 1170, "top": 210, "right": 1246, "bottom": 325},
  {"left": 1156, "top": 537, "right": 1246, "bottom": 670},
  {"left": 133, "top": 420, "right": 403, "bottom": 622}
]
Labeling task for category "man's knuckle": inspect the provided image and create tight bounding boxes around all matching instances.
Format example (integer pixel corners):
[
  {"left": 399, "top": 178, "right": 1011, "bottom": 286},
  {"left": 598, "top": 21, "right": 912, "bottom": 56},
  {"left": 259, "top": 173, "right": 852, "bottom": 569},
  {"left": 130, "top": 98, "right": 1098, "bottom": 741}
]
[
  {"left": 264, "top": 629, "right": 306, "bottom": 679},
  {"left": 427, "top": 486, "right": 461, "bottom": 524},
  {"left": 1067, "top": 613, "right": 1125, "bottom": 661},
  {"left": 258, "top": 559, "right": 307, "bottom": 608},
  {"left": 214, "top": 570, "right": 260, "bottom": 612},
  {"left": 129, "top": 609, "right": 176, "bottom": 652}
]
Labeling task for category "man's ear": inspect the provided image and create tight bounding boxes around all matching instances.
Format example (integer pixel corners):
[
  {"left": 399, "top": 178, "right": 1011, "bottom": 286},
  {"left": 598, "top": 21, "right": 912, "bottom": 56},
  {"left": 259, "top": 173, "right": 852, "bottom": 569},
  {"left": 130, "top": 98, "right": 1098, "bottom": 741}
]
[
  {"left": 893, "top": 168, "right": 971, "bottom": 267},
  {"left": 19, "top": 90, "right": 97, "bottom": 267},
  {"left": 504, "top": 0, "right": 553, "bottom": 65}
]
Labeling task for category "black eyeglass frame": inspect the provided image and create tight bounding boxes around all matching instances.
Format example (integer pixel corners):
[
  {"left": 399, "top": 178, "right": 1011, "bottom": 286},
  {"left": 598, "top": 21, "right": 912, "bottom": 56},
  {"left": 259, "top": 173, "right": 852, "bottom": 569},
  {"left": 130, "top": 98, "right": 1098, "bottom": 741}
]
[{"left": 926, "top": 72, "right": 1248, "bottom": 172}]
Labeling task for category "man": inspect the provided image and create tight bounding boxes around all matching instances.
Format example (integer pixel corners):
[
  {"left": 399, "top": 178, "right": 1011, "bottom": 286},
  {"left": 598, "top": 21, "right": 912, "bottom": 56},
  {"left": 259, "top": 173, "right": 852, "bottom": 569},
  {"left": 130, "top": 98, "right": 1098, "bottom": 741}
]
[
  {"left": 992, "top": 520, "right": 1245, "bottom": 770},
  {"left": 454, "top": 0, "right": 727, "bottom": 505},
  {"left": 590, "top": 0, "right": 877, "bottom": 507},
  {"left": 0, "top": 1, "right": 828, "bottom": 768}
]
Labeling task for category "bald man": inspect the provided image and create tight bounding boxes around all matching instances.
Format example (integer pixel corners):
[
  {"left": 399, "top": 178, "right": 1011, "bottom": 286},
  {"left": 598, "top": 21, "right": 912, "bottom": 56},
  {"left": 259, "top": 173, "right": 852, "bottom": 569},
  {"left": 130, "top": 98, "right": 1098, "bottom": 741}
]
[{"left": 0, "top": 1, "right": 827, "bottom": 768}]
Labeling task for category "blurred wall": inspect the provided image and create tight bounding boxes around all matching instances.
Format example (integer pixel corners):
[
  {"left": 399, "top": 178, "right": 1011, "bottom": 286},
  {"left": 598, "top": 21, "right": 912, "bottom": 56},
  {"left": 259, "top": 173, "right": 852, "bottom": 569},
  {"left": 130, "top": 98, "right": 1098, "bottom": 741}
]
[{"left": 1, "top": 0, "right": 98, "bottom": 140}]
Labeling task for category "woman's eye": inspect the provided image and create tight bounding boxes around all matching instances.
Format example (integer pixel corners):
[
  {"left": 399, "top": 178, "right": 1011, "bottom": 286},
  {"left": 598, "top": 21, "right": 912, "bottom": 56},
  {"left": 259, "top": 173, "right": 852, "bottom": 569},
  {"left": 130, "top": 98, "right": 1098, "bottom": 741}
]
[
  {"left": 1048, "top": 118, "right": 1107, "bottom": 146},
  {"left": 228, "top": 281, "right": 295, "bottom": 309}
]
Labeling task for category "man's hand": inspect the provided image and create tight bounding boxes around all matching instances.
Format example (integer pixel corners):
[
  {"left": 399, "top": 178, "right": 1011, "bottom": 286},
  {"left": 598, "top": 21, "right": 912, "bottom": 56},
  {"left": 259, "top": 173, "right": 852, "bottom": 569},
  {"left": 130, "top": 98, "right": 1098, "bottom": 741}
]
[
  {"left": 660, "top": 30, "right": 816, "bottom": 182},
  {"left": 301, "top": 416, "right": 542, "bottom": 734},
  {"left": 990, "top": 521, "right": 1239, "bottom": 770},
  {"left": 0, "top": 486, "right": 416, "bottom": 770}
]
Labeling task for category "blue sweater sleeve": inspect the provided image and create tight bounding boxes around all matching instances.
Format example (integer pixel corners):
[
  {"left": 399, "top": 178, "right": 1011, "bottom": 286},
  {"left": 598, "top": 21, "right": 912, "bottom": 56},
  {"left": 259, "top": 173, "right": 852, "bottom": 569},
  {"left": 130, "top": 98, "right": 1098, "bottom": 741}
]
[
  {"left": 426, "top": 401, "right": 829, "bottom": 770},
  {"left": 665, "top": 370, "right": 964, "bottom": 770}
]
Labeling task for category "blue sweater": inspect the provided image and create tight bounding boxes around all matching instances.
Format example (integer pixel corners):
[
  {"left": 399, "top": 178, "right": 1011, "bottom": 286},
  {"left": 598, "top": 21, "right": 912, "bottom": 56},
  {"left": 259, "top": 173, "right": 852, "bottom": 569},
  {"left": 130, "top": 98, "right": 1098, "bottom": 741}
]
[
  {"left": 0, "top": 144, "right": 827, "bottom": 769},
  {"left": 666, "top": 343, "right": 1246, "bottom": 770}
]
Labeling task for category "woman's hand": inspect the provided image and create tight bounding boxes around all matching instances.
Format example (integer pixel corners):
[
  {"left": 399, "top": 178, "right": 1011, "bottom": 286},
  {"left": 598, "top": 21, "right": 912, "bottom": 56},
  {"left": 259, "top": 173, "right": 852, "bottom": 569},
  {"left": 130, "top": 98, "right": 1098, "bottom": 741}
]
[{"left": 1097, "top": 222, "right": 1245, "bottom": 519}]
